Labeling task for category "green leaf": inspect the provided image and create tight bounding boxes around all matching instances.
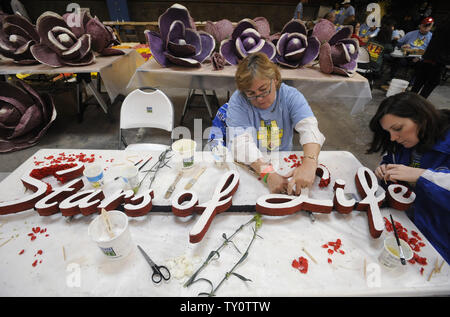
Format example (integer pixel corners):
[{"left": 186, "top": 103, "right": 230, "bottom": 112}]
[
  {"left": 206, "top": 250, "right": 220, "bottom": 262},
  {"left": 231, "top": 272, "right": 252, "bottom": 282},
  {"left": 191, "top": 278, "right": 214, "bottom": 293},
  {"left": 236, "top": 252, "right": 249, "bottom": 265}
]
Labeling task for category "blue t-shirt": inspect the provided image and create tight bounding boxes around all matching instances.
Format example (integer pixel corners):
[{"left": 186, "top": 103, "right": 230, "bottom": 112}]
[
  {"left": 333, "top": 8, "right": 344, "bottom": 25},
  {"left": 397, "top": 30, "right": 433, "bottom": 50},
  {"left": 293, "top": 2, "right": 303, "bottom": 19},
  {"left": 335, "top": 5, "right": 355, "bottom": 25},
  {"left": 359, "top": 23, "right": 380, "bottom": 38},
  {"left": 226, "top": 83, "right": 314, "bottom": 152}
]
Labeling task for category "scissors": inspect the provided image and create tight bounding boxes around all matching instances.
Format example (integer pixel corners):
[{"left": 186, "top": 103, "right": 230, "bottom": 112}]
[{"left": 137, "top": 245, "right": 171, "bottom": 283}]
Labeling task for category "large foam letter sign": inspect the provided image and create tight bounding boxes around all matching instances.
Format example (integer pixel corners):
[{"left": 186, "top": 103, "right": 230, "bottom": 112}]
[
  {"left": 355, "top": 167, "right": 385, "bottom": 238},
  {"left": 256, "top": 187, "right": 334, "bottom": 216},
  {"left": 333, "top": 179, "right": 356, "bottom": 214},
  {"left": 386, "top": 184, "right": 416, "bottom": 211},
  {"left": 172, "top": 170, "right": 240, "bottom": 243}
]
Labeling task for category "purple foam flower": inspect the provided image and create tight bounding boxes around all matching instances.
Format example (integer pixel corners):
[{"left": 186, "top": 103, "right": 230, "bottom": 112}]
[
  {"left": 219, "top": 18, "right": 276, "bottom": 65},
  {"left": 319, "top": 27, "right": 359, "bottom": 76},
  {"left": 144, "top": 4, "right": 215, "bottom": 67},
  {"left": 0, "top": 80, "right": 56, "bottom": 153},
  {"left": 275, "top": 20, "right": 320, "bottom": 68},
  {"left": 62, "top": 11, "right": 123, "bottom": 56},
  {"left": 312, "top": 18, "right": 337, "bottom": 44},
  {"left": 30, "top": 11, "right": 95, "bottom": 67},
  {"left": 0, "top": 14, "right": 40, "bottom": 64},
  {"left": 204, "top": 19, "right": 233, "bottom": 46}
]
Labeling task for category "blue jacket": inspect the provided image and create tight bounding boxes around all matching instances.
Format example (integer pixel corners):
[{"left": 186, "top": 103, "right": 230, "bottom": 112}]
[{"left": 380, "top": 129, "right": 450, "bottom": 263}]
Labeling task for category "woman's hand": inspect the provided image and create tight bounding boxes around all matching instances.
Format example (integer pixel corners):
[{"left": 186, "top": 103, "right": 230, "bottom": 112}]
[
  {"left": 287, "top": 158, "right": 317, "bottom": 195},
  {"left": 374, "top": 164, "right": 388, "bottom": 181},
  {"left": 266, "top": 172, "right": 290, "bottom": 194},
  {"left": 384, "top": 164, "right": 426, "bottom": 183}
]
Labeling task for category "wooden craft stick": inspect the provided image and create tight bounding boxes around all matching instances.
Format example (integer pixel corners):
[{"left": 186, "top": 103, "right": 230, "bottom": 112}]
[
  {"left": 364, "top": 258, "right": 367, "bottom": 279},
  {"left": 302, "top": 247, "right": 317, "bottom": 264},
  {"left": 427, "top": 267, "right": 435, "bottom": 281},
  {"left": 438, "top": 260, "right": 444, "bottom": 273},
  {"left": 427, "top": 258, "right": 440, "bottom": 281},
  {"left": 62, "top": 246, "right": 66, "bottom": 261},
  {"left": 0, "top": 237, "right": 13, "bottom": 248},
  {"left": 101, "top": 209, "right": 114, "bottom": 238}
]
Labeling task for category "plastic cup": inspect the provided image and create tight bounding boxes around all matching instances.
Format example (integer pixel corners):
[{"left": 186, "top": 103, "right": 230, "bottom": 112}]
[
  {"left": 83, "top": 163, "right": 104, "bottom": 188},
  {"left": 212, "top": 144, "right": 228, "bottom": 167},
  {"left": 121, "top": 165, "right": 140, "bottom": 193},
  {"left": 172, "top": 139, "right": 196, "bottom": 169},
  {"left": 378, "top": 236, "right": 413, "bottom": 269},
  {"left": 88, "top": 210, "right": 134, "bottom": 260}
]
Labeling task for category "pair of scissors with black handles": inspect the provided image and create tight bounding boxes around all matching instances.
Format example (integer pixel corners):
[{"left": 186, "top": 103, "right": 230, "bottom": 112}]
[{"left": 137, "top": 245, "right": 171, "bottom": 283}]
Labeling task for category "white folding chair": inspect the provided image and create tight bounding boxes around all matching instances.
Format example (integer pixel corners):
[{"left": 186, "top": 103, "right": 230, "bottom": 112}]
[
  {"left": 119, "top": 87, "right": 174, "bottom": 151},
  {"left": 356, "top": 46, "right": 374, "bottom": 88}
]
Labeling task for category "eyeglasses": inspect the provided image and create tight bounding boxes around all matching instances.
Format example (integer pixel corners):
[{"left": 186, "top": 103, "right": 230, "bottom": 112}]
[{"left": 245, "top": 80, "right": 273, "bottom": 100}]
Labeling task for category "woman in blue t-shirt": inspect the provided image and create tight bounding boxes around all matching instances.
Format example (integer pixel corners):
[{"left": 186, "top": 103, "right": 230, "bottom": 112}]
[{"left": 225, "top": 52, "right": 325, "bottom": 195}]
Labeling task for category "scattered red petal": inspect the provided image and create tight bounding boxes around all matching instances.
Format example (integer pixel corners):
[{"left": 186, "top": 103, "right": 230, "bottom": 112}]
[
  {"left": 292, "top": 256, "right": 308, "bottom": 274},
  {"left": 19, "top": 249, "right": 24, "bottom": 255},
  {"left": 328, "top": 258, "right": 332, "bottom": 264},
  {"left": 32, "top": 260, "right": 38, "bottom": 267}
]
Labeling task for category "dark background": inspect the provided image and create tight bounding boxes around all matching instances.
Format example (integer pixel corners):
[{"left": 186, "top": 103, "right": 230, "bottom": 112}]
[{"left": 2, "top": 0, "right": 449, "bottom": 37}]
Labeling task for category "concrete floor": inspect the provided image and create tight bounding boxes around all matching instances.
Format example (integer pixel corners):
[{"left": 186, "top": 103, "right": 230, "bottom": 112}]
[{"left": 0, "top": 79, "right": 449, "bottom": 180}]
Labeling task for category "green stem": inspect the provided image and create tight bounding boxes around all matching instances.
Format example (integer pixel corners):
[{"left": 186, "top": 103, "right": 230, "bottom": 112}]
[
  {"left": 184, "top": 216, "right": 256, "bottom": 288},
  {"left": 210, "top": 223, "right": 259, "bottom": 296}
]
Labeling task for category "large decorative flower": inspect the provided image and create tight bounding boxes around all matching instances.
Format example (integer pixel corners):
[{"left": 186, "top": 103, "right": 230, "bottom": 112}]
[
  {"left": 30, "top": 11, "right": 95, "bottom": 67},
  {"left": 0, "top": 80, "right": 56, "bottom": 153},
  {"left": 204, "top": 19, "right": 233, "bottom": 46},
  {"left": 0, "top": 14, "right": 40, "bottom": 64},
  {"left": 275, "top": 20, "right": 320, "bottom": 68},
  {"left": 312, "top": 18, "right": 337, "bottom": 44},
  {"left": 219, "top": 18, "right": 276, "bottom": 65},
  {"left": 319, "top": 27, "right": 359, "bottom": 76},
  {"left": 63, "top": 11, "right": 123, "bottom": 56},
  {"left": 145, "top": 3, "right": 215, "bottom": 67}
]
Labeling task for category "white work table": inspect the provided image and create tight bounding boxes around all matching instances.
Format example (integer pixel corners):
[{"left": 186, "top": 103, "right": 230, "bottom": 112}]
[{"left": 0, "top": 149, "right": 448, "bottom": 297}]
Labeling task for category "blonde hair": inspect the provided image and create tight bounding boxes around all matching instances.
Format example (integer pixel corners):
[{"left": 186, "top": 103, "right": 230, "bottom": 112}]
[{"left": 235, "top": 52, "right": 281, "bottom": 92}]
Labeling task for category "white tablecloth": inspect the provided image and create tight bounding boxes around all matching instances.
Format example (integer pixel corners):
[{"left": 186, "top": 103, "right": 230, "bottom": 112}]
[
  {"left": 0, "top": 49, "right": 145, "bottom": 102},
  {"left": 0, "top": 149, "right": 448, "bottom": 296},
  {"left": 127, "top": 59, "right": 372, "bottom": 114}
]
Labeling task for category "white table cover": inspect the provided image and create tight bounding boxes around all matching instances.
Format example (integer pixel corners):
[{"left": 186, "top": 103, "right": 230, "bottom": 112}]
[
  {"left": 0, "top": 149, "right": 448, "bottom": 296},
  {"left": 126, "top": 58, "right": 372, "bottom": 114}
]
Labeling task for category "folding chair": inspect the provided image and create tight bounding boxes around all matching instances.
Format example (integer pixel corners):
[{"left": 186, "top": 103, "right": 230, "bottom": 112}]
[
  {"left": 357, "top": 42, "right": 385, "bottom": 89},
  {"left": 119, "top": 87, "right": 174, "bottom": 151},
  {"left": 356, "top": 46, "right": 374, "bottom": 87}
]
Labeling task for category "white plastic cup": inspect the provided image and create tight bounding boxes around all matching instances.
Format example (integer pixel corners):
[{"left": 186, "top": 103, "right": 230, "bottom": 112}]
[
  {"left": 83, "top": 163, "right": 104, "bottom": 188},
  {"left": 88, "top": 210, "right": 134, "bottom": 260},
  {"left": 172, "top": 139, "right": 196, "bottom": 169},
  {"left": 386, "top": 78, "right": 409, "bottom": 97},
  {"left": 378, "top": 236, "right": 413, "bottom": 269},
  {"left": 212, "top": 144, "right": 228, "bottom": 167},
  {"left": 121, "top": 165, "right": 139, "bottom": 193}
]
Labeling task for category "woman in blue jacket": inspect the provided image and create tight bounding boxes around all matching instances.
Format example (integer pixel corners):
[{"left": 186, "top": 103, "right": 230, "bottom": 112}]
[{"left": 367, "top": 92, "right": 450, "bottom": 263}]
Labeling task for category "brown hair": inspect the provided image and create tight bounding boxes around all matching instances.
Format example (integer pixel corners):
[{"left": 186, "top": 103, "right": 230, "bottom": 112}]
[
  {"left": 235, "top": 52, "right": 281, "bottom": 92},
  {"left": 367, "top": 92, "right": 450, "bottom": 155}
]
